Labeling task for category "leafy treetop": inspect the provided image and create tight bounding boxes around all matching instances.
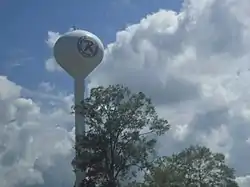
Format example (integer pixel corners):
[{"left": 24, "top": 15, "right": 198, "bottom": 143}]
[{"left": 72, "top": 85, "right": 170, "bottom": 187}]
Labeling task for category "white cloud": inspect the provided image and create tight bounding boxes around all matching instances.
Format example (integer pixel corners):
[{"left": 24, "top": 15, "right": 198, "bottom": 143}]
[
  {"left": 46, "top": 31, "right": 60, "bottom": 49},
  {"left": 38, "top": 82, "right": 55, "bottom": 93},
  {"left": 91, "top": 0, "right": 250, "bottom": 185},
  {"left": 2, "top": 0, "right": 250, "bottom": 186},
  {"left": 44, "top": 31, "right": 62, "bottom": 72},
  {"left": 237, "top": 176, "right": 250, "bottom": 187},
  {"left": 0, "top": 76, "right": 74, "bottom": 187},
  {"left": 45, "top": 58, "right": 62, "bottom": 72}
]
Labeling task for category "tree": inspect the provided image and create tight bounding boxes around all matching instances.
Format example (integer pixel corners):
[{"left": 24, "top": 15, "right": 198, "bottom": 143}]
[
  {"left": 72, "top": 85, "right": 170, "bottom": 187},
  {"left": 140, "top": 145, "right": 239, "bottom": 187}
]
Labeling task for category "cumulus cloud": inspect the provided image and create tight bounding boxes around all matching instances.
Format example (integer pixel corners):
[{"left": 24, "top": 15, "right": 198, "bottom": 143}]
[
  {"left": 45, "top": 31, "right": 62, "bottom": 72},
  {"left": 38, "top": 82, "right": 55, "bottom": 93},
  {"left": 0, "top": 76, "right": 74, "bottom": 187},
  {"left": 45, "top": 58, "right": 63, "bottom": 72},
  {"left": 237, "top": 176, "right": 250, "bottom": 187},
  {"left": 91, "top": 0, "right": 250, "bottom": 184},
  {"left": 2, "top": 0, "right": 250, "bottom": 186}
]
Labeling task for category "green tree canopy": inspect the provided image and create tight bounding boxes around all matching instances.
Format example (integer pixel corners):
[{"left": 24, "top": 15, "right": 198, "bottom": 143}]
[
  {"left": 138, "top": 145, "right": 239, "bottom": 187},
  {"left": 72, "top": 85, "right": 170, "bottom": 187}
]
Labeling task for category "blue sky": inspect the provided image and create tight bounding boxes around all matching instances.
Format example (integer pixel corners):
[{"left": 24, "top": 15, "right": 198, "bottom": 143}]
[
  {"left": 0, "top": 0, "right": 182, "bottom": 93},
  {"left": 1, "top": 0, "right": 250, "bottom": 186}
]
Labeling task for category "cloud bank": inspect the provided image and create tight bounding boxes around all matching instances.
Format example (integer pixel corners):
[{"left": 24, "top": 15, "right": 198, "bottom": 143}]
[{"left": 1, "top": 0, "right": 250, "bottom": 186}]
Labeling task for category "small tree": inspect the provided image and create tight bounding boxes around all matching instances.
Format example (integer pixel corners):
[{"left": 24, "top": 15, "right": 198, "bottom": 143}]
[
  {"left": 140, "top": 145, "right": 239, "bottom": 187},
  {"left": 72, "top": 85, "right": 170, "bottom": 187}
]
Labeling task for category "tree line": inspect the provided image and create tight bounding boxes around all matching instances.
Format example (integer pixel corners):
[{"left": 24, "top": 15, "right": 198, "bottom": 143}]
[{"left": 72, "top": 84, "right": 238, "bottom": 187}]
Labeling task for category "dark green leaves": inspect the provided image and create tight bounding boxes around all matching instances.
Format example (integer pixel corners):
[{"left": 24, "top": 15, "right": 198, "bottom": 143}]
[
  {"left": 73, "top": 84, "right": 170, "bottom": 186},
  {"left": 139, "top": 145, "right": 239, "bottom": 187}
]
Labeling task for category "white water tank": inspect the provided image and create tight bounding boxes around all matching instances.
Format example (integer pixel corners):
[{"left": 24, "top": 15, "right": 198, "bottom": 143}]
[{"left": 53, "top": 30, "right": 104, "bottom": 78}]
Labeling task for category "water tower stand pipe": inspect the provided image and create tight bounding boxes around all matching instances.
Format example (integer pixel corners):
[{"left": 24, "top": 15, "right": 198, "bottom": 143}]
[{"left": 74, "top": 78, "right": 86, "bottom": 187}]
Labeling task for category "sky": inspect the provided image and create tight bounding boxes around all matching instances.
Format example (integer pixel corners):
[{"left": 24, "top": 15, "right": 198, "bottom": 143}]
[{"left": 1, "top": 0, "right": 250, "bottom": 186}]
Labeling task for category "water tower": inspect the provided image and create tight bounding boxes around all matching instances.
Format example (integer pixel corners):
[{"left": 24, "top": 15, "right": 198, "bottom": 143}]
[{"left": 53, "top": 28, "right": 104, "bottom": 187}]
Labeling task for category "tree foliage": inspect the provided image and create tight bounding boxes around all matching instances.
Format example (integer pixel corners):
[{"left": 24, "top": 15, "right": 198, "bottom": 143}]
[
  {"left": 72, "top": 85, "right": 170, "bottom": 187},
  {"left": 138, "top": 145, "right": 239, "bottom": 187}
]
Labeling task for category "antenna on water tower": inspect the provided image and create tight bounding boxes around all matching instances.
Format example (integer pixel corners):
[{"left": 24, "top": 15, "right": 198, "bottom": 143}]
[{"left": 53, "top": 28, "right": 104, "bottom": 187}]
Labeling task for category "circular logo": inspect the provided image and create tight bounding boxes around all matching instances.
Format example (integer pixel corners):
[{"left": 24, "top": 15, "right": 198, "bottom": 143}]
[{"left": 77, "top": 36, "right": 98, "bottom": 58}]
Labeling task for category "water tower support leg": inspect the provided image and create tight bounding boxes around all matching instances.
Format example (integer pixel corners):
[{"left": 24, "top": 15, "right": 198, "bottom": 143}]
[{"left": 74, "top": 78, "right": 85, "bottom": 187}]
